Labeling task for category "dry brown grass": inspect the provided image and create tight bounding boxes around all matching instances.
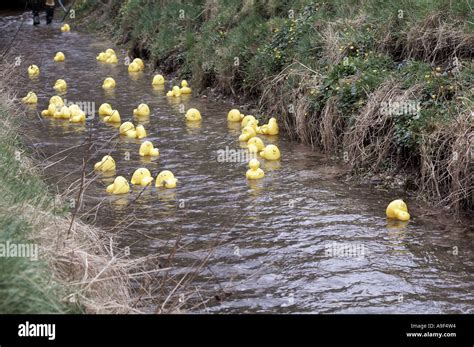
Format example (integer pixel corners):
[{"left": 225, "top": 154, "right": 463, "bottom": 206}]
[{"left": 342, "top": 80, "right": 424, "bottom": 171}]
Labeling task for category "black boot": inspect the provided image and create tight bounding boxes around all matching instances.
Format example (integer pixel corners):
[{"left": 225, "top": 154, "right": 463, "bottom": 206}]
[{"left": 46, "top": 6, "right": 54, "bottom": 24}]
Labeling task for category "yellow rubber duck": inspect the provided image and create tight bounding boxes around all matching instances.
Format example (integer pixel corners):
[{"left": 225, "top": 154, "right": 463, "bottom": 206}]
[
  {"left": 135, "top": 124, "right": 147, "bottom": 139},
  {"left": 239, "top": 125, "right": 257, "bottom": 142},
  {"left": 152, "top": 74, "right": 165, "bottom": 86},
  {"left": 50, "top": 95, "right": 64, "bottom": 106},
  {"left": 260, "top": 144, "right": 281, "bottom": 160},
  {"left": 386, "top": 199, "right": 410, "bottom": 221},
  {"left": 60, "top": 24, "right": 70, "bottom": 32},
  {"left": 180, "top": 80, "right": 192, "bottom": 94},
  {"left": 54, "top": 52, "right": 65, "bottom": 62},
  {"left": 139, "top": 141, "right": 159, "bottom": 157},
  {"left": 106, "top": 53, "right": 118, "bottom": 64},
  {"left": 94, "top": 155, "right": 116, "bottom": 172},
  {"left": 131, "top": 168, "right": 154, "bottom": 186},
  {"left": 133, "top": 58, "right": 145, "bottom": 71},
  {"left": 246, "top": 159, "right": 265, "bottom": 180},
  {"left": 106, "top": 176, "right": 130, "bottom": 195},
  {"left": 53, "top": 105, "right": 71, "bottom": 119},
  {"left": 98, "top": 103, "right": 113, "bottom": 116},
  {"left": 43, "top": 103, "right": 59, "bottom": 117},
  {"left": 69, "top": 104, "right": 86, "bottom": 122},
  {"left": 241, "top": 115, "right": 257, "bottom": 128},
  {"left": 133, "top": 103, "right": 150, "bottom": 117},
  {"left": 106, "top": 49, "right": 116, "bottom": 56},
  {"left": 96, "top": 52, "right": 108, "bottom": 62},
  {"left": 53, "top": 79, "right": 67, "bottom": 92},
  {"left": 247, "top": 137, "right": 265, "bottom": 153},
  {"left": 102, "top": 77, "right": 116, "bottom": 89},
  {"left": 155, "top": 170, "right": 177, "bottom": 188},
  {"left": 185, "top": 108, "right": 202, "bottom": 121},
  {"left": 27, "top": 65, "right": 40, "bottom": 77},
  {"left": 22, "top": 91, "right": 38, "bottom": 104},
  {"left": 119, "top": 121, "right": 135, "bottom": 135},
  {"left": 227, "top": 109, "right": 243, "bottom": 122},
  {"left": 128, "top": 61, "right": 141, "bottom": 73},
  {"left": 266, "top": 117, "right": 279, "bottom": 135},
  {"left": 172, "top": 86, "right": 181, "bottom": 97},
  {"left": 104, "top": 110, "right": 121, "bottom": 123},
  {"left": 256, "top": 125, "right": 268, "bottom": 135}
]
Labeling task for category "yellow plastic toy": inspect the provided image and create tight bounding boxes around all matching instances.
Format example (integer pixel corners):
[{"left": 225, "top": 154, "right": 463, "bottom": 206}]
[
  {"left": 103, "top": 110, "right": 121, "bottom": 123},
  {"left": 119, "top": 121, "right": 135, "bottom": 135},
  {"left": 260, "top": 144, "right": 281, "bottom": 160},
  {"left": 60, "top": 24, "right": 70, "bottom": 32},
  {"left": 139, "top": 141, "right": 159, "bottom": 157},
  {"left": 386, "top": 199, "right": 410, "bottom": 221},
  {"left": 98, "top": 103, "right": 113, "bottom": 116},
  {"left": 106, "top": 54, "right": 118, "bottom": 64},
  {"left": 239, "top": 126, "right": 257, "bottom": 142},
  {"left": 102, "top": 77, "right": 116, "bottom": 89},
  {"left": 131, "top": 168, "right": 154, "bottom": 186},
  {"left": 247, "top": 137, "right": 265, "bottom": 153},
  {"left": 128, "top": 61, "right": 140, "bottom": 73},
  {"left": 53, "top": 79, "right": 67, "bottom": 92},
  {"left": 22, "top": 91, "right": 38, "bottom": 104},
  {"left": 50, "top": 95, "right": 64, "bottom": 106},
  {"left": 246, "top": 159, "right": 265, "bottom": 180},
  {"left": 135, "top": 124, "right": 147, "bottom": 139},
  {"left": 172, "top": 86, "right": 181, "bottom": 97},
  {"left": 69, "top": 104, "right": 86, "bottom": 122},
  {"left": 185, "top": 108, "right": 202, "bottom": 121},
  {"left": 94, "top": 155, "right": 116, "bottom": 172},
  {"left": 133, "top": 103, "right": 150, "bottom": 117},
  {"left": 53, "top": 105, "right": 71, "bottom": 119},
  {"left": 266, "top": 117, "right": 279, "bottom": 135},
  {"left": 241, "top": 115, "right": 257, "bottom": 128},
  {"left": 27, "top": 65, "right": 40, "bottom": 77},
  {"left": 133, "top": 58, "right": 145, "bottom": 70},
  {"left": 227, "top": 109, "right": 243, "bottom": 122},
  {"left": 54, "top": 52, "right": 65, "bottom": 62},
  {"left": 106, "top": 176, "right": 130, "bottom": 195},
  {"left": 152, "top": 74, "right": 165, "bottom": 86},
  {"left": 155, "top": 170, "right": 177, "bottom": 188},
  {"left": 180, "top": 80, "right": 192, "bottom": 94},
  {"left": 96, "top": 52, "right": 108, "bottom": 62}
]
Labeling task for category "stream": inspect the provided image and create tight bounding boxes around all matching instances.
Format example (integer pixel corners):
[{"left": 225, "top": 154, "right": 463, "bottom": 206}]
[{"left": 1, "top": 11, "right": 473, "bottom": 313}]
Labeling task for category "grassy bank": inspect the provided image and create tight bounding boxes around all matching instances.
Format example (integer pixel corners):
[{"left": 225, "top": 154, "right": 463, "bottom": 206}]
[
  {"left": 0, "top": 62, "right": 141, "bottom": 313},
  {"left": 77, "top": 0, "right": 473, "bottom": 214}
]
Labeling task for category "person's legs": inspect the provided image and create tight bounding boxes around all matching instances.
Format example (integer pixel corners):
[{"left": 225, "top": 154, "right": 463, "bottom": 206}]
[
  {"left": 32, "top": 0, "right": 41, "bottom": 25},
  {"left": 45, "top": 5, "right": 55, "bottom": 24}
]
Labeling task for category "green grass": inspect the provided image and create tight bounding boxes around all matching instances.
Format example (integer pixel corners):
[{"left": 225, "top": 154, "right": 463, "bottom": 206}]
[{"left": 0, "top": 103, "right": 75, "bottom": 313}]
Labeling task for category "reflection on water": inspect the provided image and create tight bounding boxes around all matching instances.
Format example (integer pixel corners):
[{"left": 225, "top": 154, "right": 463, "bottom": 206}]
[{"left": 1, "top": 12, "right": 473, "bottom": 314}]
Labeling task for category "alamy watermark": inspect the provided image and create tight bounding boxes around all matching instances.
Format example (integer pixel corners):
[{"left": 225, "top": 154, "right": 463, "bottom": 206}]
[
  {"left": 325, "top": 242, "right": 366, "bottom": 260},
  {"left": 217, "top": 146, "right": 257, "bottom": 163},
  {"left": 63, "top": 99, "right": 96, "bottom": 119},
  {"left": 0, "top": 241, "right": 38, "bottom": 261},
  {"left": 380, "top": 100, "right": 420, "bottom": 117}
]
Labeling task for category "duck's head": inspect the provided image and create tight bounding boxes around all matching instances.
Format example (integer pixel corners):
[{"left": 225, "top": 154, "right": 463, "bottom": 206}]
[
  {"left": 58, "top": 105, "right": 71, "bottom": 119},
  {"left": 248, "top": 159, "right": 261, "bottom": 170},
  {"left": 131, "top": 168, "right": 153, "bottom": 186},
  {"left": 181, "top": 80, "right": 188, "bottom": 87},
  {"left": 119, "top": 121, "right": 135, "bottom": 135},
  {"left": 105, "top": 48, "right": 116, "bottom": 56},
  {"left": 152, "top": 74, "right": 165, "bottom": 86},
  {"left": 260, "top": 144, "right": 281, "bottom": 160}
]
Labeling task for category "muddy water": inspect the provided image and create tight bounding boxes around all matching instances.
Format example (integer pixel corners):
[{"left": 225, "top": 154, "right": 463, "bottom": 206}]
[{"left": 1, "top": 12, "right": 473, "bottom": 313}]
